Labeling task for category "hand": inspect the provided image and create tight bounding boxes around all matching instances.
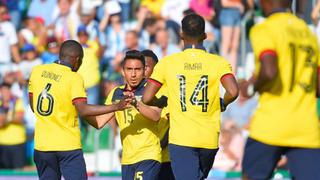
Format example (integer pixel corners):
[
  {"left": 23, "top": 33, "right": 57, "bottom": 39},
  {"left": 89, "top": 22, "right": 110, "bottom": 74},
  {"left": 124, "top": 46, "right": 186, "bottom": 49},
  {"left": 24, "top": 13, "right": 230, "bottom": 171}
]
[
  {"left": 220, "top": 98, "right": 227, "bottom": 112},
  {"left": 115, "top": 98, "right": 132, "bottom": 111},
  {"left": 123, "top": 91, "right": 137, "bottom": 107}
]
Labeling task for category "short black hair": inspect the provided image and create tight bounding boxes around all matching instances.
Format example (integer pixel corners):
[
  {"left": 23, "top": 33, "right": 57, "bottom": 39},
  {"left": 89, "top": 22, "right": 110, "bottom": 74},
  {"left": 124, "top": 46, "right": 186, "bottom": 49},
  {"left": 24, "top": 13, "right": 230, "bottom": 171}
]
[
  {"left": 143, "top": 17, "right": 157, "bottom": 29},
  {"left": 182, "top": 13, "right": 205, "bottom": 38},
  {"left": 59, "top": 40, "right": 83, "bottom": 61},
  {"left": 121, "top": 50, "right": 145, "bottom": 67},
  {"left": 141, "top": 49, "right": 158, "bottom": 64}
]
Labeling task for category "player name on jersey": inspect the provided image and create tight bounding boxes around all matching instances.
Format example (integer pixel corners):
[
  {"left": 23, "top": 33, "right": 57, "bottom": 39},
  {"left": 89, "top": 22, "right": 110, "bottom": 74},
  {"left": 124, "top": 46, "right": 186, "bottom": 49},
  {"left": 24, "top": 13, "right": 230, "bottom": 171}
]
[
  {"left": 41, "top": 71, "right": 62, "bottom": 82},
  {"left": 184, "top": 63, "right": 202, "bottom": 70}
]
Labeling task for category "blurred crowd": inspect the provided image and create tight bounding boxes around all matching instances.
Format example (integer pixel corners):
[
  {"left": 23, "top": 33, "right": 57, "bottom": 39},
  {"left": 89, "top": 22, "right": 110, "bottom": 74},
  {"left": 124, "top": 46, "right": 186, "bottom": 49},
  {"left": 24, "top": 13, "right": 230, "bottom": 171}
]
[{"left": 0, "top": 0, "right": 319, "bottom": 172}]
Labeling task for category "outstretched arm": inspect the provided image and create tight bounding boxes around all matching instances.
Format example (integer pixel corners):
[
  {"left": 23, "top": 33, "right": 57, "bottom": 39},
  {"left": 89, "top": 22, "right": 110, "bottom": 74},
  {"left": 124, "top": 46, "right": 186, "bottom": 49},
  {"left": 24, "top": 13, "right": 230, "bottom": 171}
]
[
  {"left": 134, "top": 101, "right": 162, "bottom": 121},
  {"left": 142, "top": 79, "right": 162, "bottom": 104}
]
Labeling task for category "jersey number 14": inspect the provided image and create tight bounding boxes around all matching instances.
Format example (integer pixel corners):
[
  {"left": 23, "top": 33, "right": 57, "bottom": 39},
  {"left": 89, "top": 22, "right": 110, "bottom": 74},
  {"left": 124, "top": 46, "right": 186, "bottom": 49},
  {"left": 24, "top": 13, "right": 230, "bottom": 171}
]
[{"left": 177, "top": 75, "right": 209, "bottom": 112}]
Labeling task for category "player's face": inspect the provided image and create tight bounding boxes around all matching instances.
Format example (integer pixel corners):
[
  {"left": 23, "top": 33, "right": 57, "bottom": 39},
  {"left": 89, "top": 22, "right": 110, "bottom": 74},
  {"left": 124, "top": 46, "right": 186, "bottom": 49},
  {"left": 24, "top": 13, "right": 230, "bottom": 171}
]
[
  {"left": 122, "top": 59, "right": 145, "bottom": 88},
  {"left": 145, "top": 57, "right": 156, "bottom": 78}
]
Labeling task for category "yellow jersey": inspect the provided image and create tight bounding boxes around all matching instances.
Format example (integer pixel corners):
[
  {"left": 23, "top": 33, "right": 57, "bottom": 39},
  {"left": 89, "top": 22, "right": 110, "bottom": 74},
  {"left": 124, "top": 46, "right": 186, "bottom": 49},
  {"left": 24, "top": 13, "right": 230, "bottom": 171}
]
[
  {"left": 156, "top": 87, "right": 170, "bottom": 163},
  {"left": 105, "top": 79, "right": 161, "bottom": 165},
  {"left": 249, "top": 12, "right": 320, "bottom": 148},
  {"left": 150, "top": 47, "right": 232, "bottom": 149},
  {"left": 77, "top": 40, "right": 100, "bottom": 89},
  {"left": 0, "top": 98, "right": 26, "bottom": 145},
  {"left": 29, "top": 62, "right": 87, "bottom": 151}
]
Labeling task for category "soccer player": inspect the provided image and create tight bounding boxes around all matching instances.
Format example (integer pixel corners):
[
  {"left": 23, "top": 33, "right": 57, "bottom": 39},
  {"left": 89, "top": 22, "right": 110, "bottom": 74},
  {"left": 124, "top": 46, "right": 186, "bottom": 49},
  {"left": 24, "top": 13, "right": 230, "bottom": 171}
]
[
  {"left": 28, "top": 40, "right": 130, "bottom": 180},
  {"left": 104, "top": 50, "right": 161, "bottom": 180},
  {"left": 142, "top": 14, "right": 239, "bottom": 180},
  {"left": 141, "top": 49, "right": 175, "bottom": 180},
  {"left": 242, "top": 0, "right": 320, "bottom": 179}
]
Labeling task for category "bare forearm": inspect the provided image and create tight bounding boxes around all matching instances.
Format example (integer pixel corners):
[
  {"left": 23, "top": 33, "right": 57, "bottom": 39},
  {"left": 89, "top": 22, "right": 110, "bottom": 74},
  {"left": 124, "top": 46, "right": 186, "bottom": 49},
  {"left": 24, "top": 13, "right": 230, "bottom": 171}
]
[
  {"left": 84, "top": 113, "right": 115, "bottom": 129},
  {"left": 142, "top": 83, "right": 161, "bottom": 104},
  {"left": 136, "top": 102, "right": 161, "bottom": 121},
  {"left": 78, "top": 104, "right": 119, "bottom": 118},
  {"left": 223, "top": 91, "right": 238, "bottom": 107}
]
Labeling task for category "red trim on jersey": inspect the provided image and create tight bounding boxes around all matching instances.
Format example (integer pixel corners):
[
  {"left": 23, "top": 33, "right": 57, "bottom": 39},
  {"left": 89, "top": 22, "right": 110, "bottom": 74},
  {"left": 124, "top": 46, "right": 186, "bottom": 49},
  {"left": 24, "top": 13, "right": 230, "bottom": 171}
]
[
  {"left": 148, "top": 78, "right": 162, "bottom": 87},
  {"left": 259, "top": 49, "right": 277, "bottom": 61},
  {"left": 220, "top": 73, "right": 234, "bottom": 81},
  {"left": 28, "top": 92, "right": 33, "bottom": 99},
  {"left": 72, "top": 97, "right": 87, "bottom": 104},
  {"left": 318, "top": 67, "right": 320, "bottom": 73}
]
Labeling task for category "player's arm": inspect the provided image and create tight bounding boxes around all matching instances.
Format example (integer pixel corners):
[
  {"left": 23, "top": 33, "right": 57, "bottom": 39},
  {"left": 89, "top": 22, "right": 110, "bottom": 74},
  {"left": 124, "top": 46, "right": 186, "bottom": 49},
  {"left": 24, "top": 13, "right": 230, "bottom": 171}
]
[
  {"left": 74, "top": 98, "right": 131, "bottom": 118},
  {"left": 84, "top": 113, "right": 116, "bottom": 130},
  {"left": 252, "top": 52, "right": 278, "bottom": 93},
  {"left": 134, "top": 101, "right": 162, "bottom": 121},
  {"left": 220, "top": 74, "right": 239, "bottom": 110},
  {"left": 142, "top": 79, "right": 162, "bottom": 105}
]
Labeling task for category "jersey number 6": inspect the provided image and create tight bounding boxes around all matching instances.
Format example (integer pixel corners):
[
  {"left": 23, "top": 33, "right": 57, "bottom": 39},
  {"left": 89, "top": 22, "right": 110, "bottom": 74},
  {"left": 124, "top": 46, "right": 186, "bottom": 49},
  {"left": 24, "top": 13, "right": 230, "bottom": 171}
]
[{"left": 36, "top": 83, "right": 54, "bottom": 116}]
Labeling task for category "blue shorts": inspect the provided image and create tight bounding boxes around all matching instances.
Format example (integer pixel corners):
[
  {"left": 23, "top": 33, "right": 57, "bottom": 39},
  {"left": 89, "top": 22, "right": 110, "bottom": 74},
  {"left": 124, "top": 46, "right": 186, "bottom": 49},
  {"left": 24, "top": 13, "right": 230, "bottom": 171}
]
[
  {"left": 122, "top": 160, "right": 161, "bottom": 180},
  {"left": 34, "top": 149, "right": 87, "bottom": 180},
  {"left": 243, "top": 137, "right": 320, "bottom": 180},
  {"left": 159, "top": 162, "right": 175, "bottom": 180},
  {"left": 0, "top": 143, "right": 26, "bottom": 169},
  {"left": 219, "top": 8, "right": 241, "bottom": 27},
  {"left": 169, "top": 144, "right": 218, "bottom": 180}
]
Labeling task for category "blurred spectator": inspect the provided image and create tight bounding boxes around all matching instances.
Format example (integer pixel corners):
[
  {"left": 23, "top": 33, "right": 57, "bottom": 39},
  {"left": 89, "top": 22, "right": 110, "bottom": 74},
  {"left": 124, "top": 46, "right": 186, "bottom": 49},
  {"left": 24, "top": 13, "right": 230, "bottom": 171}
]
[
  {"left": 53, "top": 0, "right": 80, "bottom": 41},
  {"left": 140, "top": 0, "right": 165, "bottom": 17},
  {"left": 140, "top": 17, "right": 160, "bottom": 48},
  {"left": 123, "top": 30, "right": 144, "bottom": 52},
  {"left": 100, "top": 12, "right": 126, "bottom": 78},
  {"left": 0, "top": 82, "right": 26, "bottom": 169},
  {"left": 190, "top": 0, "right": 215, "bottom": 21},
  {"left": 117, "top": 0, "right": 131, "bottom": 22},
  {"left": 312, "top": 0, "right": 320, "bottom": 43},
  {"left": 0, "top": 4, "right": 21, "bottom": 81},
  {"left": 222, "top": 79, "right": 257, "bottom": 129},
  {"left": 161, "top": 0, "right": 190, "bottom": 25},
  {"left": 219, "top": 0, "right": 244, "bottom": 73},
  {"left": 27, "top": 0, "right": 57, "bottom": 26},
  {"left": 213, "top": 120, "right": 244, "bottom": 171},
  {"left": 77, "top": 25, "right": 101, "bottom": 105},
  {"left": 0, "top": 0, "right": 21, "bottom": 29},
  {"left": 41, "top": 37, "right": 60, "bottom": 64},
  {"left": 17, "top": 44, "right": 42, "bottom": 85},
  {"left": 18, "top": 17, "right": 47, "bottom": 52},
  {"left": 152, "top": 29, "right": 181, "bottom": 59}
]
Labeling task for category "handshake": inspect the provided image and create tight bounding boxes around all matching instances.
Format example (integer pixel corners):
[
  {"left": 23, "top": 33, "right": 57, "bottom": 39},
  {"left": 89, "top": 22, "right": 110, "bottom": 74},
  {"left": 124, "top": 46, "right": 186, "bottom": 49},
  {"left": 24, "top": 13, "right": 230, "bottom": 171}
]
[{"left": 114, "top": 92, "right": 138, "bottom": 111}]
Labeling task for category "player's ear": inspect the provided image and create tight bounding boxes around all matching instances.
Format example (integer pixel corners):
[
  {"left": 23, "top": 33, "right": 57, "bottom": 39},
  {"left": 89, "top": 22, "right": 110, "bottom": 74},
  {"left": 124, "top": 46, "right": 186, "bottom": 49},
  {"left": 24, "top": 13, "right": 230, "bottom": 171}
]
[
  {"left": 180, "top": 32, "right": 184, "bottom": 40},
  {"left": 202, "top": 33, "right": 207, "bottom": 41}
]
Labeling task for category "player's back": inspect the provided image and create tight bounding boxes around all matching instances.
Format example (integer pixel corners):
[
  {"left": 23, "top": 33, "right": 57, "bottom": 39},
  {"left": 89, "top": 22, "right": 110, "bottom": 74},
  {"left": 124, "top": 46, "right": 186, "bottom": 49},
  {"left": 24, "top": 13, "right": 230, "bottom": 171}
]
[
  {"left": 249, "top": 12, "right": 320, "bottom": 147},
  {"left": 29, "top": 63, "right": 86, "bottom": 151},
  {"left": 152, "top": 48, "right": 232, "bottom": 149}
]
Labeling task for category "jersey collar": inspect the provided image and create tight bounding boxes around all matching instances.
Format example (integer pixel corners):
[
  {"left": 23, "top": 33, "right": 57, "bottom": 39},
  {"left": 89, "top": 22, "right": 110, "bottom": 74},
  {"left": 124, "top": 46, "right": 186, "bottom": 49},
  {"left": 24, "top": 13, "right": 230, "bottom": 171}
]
[
  {"left": 270, "top": 8, "right": 290, "bottom": 16},
  {"left": 123, "top": 78, "right": 147, "bottom": 92},
  {"left": 183, "top": 44, "right": 206, "bottom": 51},
  {"left": 54, "top": 60, "right": 73, "bottom": 70}
]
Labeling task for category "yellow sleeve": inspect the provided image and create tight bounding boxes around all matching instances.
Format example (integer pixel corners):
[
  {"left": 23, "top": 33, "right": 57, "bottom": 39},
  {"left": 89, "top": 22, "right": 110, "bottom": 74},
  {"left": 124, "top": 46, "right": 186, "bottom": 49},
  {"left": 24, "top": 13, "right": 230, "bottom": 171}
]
[
  {"left": 249, "top": 25, "right": 276, "bottom": 60},
  {"left": 105, "top": 88, "right": 116, "bottom": 105},
  {"left": 218, "top": 57, "right": 233, "bottom": 78},
  {"left": 71, "top": 74, "right": 87, "bottom": 100},
  {"left": 150, "top": 59, "right": 166, "bottom": 84}
]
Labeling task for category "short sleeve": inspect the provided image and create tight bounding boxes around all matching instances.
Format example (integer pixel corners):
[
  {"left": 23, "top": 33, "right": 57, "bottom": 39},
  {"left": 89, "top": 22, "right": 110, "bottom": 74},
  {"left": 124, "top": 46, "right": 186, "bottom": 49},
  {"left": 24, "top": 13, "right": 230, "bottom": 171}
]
[
  {"left": 249, "top": 25, "right": 276, "bottom": 61},
  {"left": 218, "top": 57, "right": 233, "bottom": 78},
  {"left": 105, "top": 88, "right": 116, "bottom": 105},
  {"left": 71, "top": 74, "right": 87, "bottom": 100},
  {"left": 150, "top": 59, "right": 166, "bottom": 85}
]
